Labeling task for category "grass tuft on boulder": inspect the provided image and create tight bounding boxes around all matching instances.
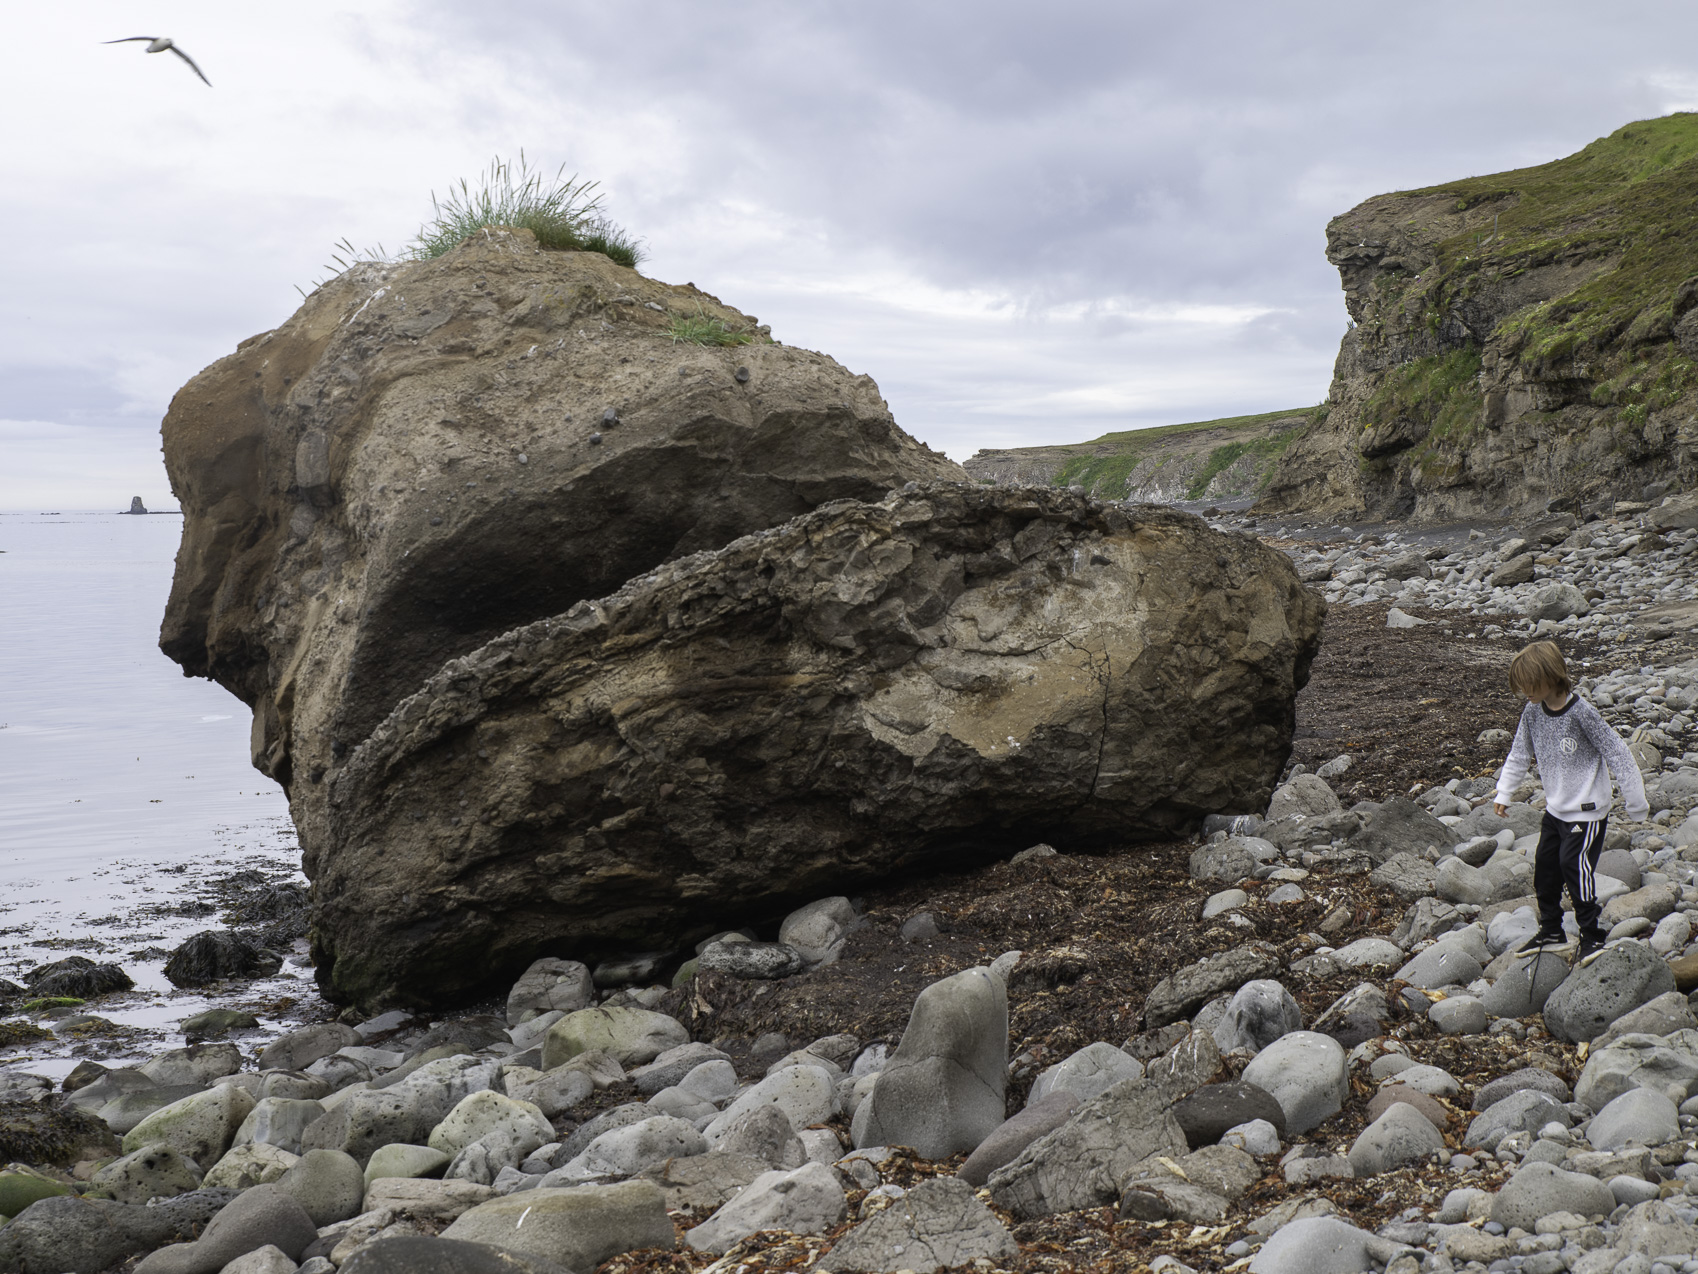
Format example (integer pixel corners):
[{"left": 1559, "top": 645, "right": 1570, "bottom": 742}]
[{"left": 410, "top": 152, "right": 643, "bottom": 267}]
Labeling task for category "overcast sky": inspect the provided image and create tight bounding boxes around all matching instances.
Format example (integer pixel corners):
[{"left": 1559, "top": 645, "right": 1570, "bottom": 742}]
[{"left": 3, "top": 3, "right": 1696, "bottom": 509}]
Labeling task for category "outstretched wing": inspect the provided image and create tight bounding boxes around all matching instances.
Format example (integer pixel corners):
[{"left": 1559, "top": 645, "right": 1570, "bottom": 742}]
[
  {"left": 168, "top": 44, "right": 212, "bottom": 86},
  {"left": 102, "top": 37, "right": 159, "bottom": 44}
]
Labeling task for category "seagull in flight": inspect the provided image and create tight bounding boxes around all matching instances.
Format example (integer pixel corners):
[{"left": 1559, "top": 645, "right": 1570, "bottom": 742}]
[{"left": 104, "top": 37, "right": 212, "bottom": 86}]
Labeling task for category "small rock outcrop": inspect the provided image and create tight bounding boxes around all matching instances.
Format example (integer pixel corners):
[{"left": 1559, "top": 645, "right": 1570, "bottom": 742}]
[{"left": 310, "top": 486, "right": 1320, "bottom": 1007}]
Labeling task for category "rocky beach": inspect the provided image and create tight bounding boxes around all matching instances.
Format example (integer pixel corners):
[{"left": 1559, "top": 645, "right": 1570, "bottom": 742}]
[
  {"left": 5, "top": 480, "right": 1698, "bottom": 1274},
  {"left": 5, "top": 114, "right": 1698, "bottom": 1274}
]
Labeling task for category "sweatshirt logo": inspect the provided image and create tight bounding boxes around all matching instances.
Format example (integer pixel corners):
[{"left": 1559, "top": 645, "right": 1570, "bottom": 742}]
[{"left": 1560, "top": 736, "right": 1577, "bottom": 755}]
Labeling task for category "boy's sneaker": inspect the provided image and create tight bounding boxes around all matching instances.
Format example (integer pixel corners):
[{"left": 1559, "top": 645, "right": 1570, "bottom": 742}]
[
  {"left": 1577, "top": 933, "right": 1608, "bottom": 965},
  {"left": 1517, "top": 925, "right": 1572, "bottom": 956}
]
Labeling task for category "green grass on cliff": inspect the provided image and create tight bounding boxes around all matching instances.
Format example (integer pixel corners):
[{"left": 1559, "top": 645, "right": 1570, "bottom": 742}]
[
  {"left": 1052, "top": 451, "right": 1141, "bottom": 494},
  {"left": 1410, "top": 114, "right": 1698, "bottom": 371},
  {"left": 1043, "top": 407, "right": 1315, "bottom": 498},
  {"left": 1362, "top": 347, "right": 1484, "bottom": 441},
  {"left": 1183, "top": 431, "right": 1304, "bottom": 499},
  {"left": 412, "top": 154, "right": 644, "bottom": 267},
  {"left": 667, "top": 312, "right": 755, "bottom": 347},
  {"left": 1086, "top": 406, "right": 1318, "bottom": 447}
]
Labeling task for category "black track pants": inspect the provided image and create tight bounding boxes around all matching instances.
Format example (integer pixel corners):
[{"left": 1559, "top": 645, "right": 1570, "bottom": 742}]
[{"left": 1533, "top": 812, "right": 1609, "bottom": 938}]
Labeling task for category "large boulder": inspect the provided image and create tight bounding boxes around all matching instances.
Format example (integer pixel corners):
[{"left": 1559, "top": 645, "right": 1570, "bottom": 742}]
[
  {"left": 306, "top": 484, "right": 1323, "bottom": 1007},
  {"left": 161, "top": 232, "right": 961, "bottom": 988},
  {"left": 1543, "top": 942, "right": 1678, "bottom": 1043},
  {"left": 852, "top": 967, "right": 1007, "bottom": 1158}
]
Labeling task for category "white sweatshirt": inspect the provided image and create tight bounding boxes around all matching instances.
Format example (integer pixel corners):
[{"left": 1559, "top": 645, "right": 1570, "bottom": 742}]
[{"left": 1494, "top": 695, "right": 1649, "bottom": 823}]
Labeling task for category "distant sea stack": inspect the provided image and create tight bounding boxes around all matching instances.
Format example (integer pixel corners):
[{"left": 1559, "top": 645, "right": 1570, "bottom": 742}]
[
  {"left": 126, "top": 496, "right": 147, "bottom": 514},
  {"left": 1257, "top": 112, "right": 1698, "bottom": 521}
]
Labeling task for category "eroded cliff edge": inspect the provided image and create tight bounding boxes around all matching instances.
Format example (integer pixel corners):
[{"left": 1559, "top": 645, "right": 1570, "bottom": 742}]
[{"left": 1259, "top": 113, "right": 1698, "bottom": 521}]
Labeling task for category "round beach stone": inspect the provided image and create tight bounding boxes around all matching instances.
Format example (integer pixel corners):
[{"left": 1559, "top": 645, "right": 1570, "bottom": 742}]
[
  {"left": 1385, "top": 1064, "right": 1458, "bottom": 1098},
  {"left": 1240, "top": 1032, "right": 1347, "bottom": 1136},
  {"left": 1220, "top": 1118, "right": 1280, "bottom": 1155},
  {"left": 1466, "top": 1090, "right": 1570, "bottom": 1151},
  {"left": 778, "top": 897, "right": 858, "bottom": 965},
  {"left": 1365, "top": 1086, "right": 1450, "bottom": 1132},
  {"left": 1574, "top": 1035, "right": 1698, "bottom": 1111},
  {"left": 1588, "top": 1087, "right": 1681, "bottom": 1151},
  {"left": 427, "top": 1090, "right": 554, "bottom": 1159},
  {"left": 1189, "top": 839, "right": 1258, "bottom": 884},
  {"left": 1489, "top": 1162, "right": 1615, "bottom": 1230},
  {"left": 203, "top": 1141, "right": 299, "bottom": 1190},
  {"left": 567, "top": 1115, "right": 708, "bottom": 1178},
  {"left": 541, "top": 1007, "right": 690, "bottom": 1070},
  {"left": 696, "top": 941, "right": 805, "bottom": 980},
  {"left": 90, "top": 1143, "right": 204, "bottom": 1204},
  {"left": 1027, "top": 1042, "right": 1144, "bottom": 1107},
  {"left": 1201, "top": 889, "right": 1248, "bottom": 919},
  {"left": 504, "top": 958, "right": 594, "bottom": 1026},
  {"left": 234, "top": 1097, "right": 327, "bottom": 1156},
  {"left": 1348, "top": 1101, "right": 1445, "bottom": 1176},
  {"left": 1429, "top": 995, "right": 1488, "bottom": 1035},
  {"left": 1330, "top": 938, "right": 1401, "bottom": 969},
  {"left": 1246, "top": 1216, "right": 1394, "bottom": 1274},
  {"left": 277, "top": 1148, "right": 365, "bottom": 1226},
  {"left": 1395, "top": 944, "right": 1483, "bottom": 990},
  {"left": 710, "top": 1065, "right": 837, "bottom": 1146},
  {"left": 442, "top": 1180, "right": 676, "bottom": 1271},
  {"left": 364, "top": 1142, "right": 452, "bottom": 1187},
  {"left": 1472, "top": 1067, "right": 1570, "bottom": 1112},
  {"left": 1480, "top": 949, "right": 1571, "bottom": 1018},
  {"left": 122, "top": 1084, "right": 256, "bottom": 1166}
]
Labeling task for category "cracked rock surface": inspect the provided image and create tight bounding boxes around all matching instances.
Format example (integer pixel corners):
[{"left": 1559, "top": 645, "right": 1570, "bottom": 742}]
[{"left": 310, "top": 484, "right": 1321, "bottom": 1008}]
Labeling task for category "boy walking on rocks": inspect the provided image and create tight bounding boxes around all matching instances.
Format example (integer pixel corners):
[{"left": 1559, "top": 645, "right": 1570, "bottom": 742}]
[{"left": 1494, "top": 640, "right": 1648, "bottom": 963}]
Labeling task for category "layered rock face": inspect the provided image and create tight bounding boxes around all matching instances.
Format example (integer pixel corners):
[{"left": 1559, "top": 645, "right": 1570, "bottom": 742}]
[
  {"left": 311, "top": 486, "right": 1321, "bottom": 1008},
  {"left": 159, "top": 229, "right": 963, "bottom": 793},
  {"left": 1259, "top": 114, "right": 1698, "bottom": 521}
]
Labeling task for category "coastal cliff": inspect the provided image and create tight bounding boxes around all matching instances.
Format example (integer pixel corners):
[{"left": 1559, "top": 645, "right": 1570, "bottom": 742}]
[
  {"left": 1259, "top": 113, "right": 1698, "bottom": 520},
  {"left": 963, "top": 408, "right": 1313, "bottom": 502}
]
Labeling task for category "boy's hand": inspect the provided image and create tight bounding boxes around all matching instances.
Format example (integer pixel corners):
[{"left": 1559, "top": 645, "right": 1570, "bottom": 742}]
[{"left": 1493, "top": 803, "right": 1507, "bottom": 817}]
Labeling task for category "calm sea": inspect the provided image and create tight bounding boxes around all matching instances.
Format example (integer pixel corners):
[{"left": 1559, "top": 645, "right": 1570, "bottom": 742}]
[{"left": 0, "top": 511, "right": 305, "bottom": 1075}]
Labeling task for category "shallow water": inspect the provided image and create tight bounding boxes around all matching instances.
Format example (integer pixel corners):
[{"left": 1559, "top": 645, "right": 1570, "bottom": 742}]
[{"left": 0, "top": 511, "right": 312, "bottom": 1077}]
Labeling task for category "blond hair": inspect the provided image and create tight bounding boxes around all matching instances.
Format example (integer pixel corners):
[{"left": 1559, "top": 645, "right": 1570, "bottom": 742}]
[{"left": 1508, "top": 640, "right": 1572, "bottom": 699}]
